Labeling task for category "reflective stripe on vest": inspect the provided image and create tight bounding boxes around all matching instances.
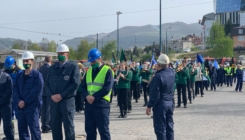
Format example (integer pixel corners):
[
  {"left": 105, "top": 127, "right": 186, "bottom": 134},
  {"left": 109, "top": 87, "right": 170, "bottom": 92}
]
[
  {"left": 226, "top": 67, "right": 232, "bottom": 75},
  {"left": 86, "top": 65, "right": 111, "bottom": 102}
]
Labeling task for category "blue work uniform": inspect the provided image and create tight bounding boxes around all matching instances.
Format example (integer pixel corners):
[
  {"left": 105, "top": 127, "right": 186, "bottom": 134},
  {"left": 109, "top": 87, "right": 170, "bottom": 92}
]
[
  {"left": 80, "top": 64, "right": 114, "bottom": 140},
  {"left": 4, "top": 66, "right": 22, "bottom": 119},
  {"left": 38, "top": 63, "right": 51, "bottom": 132},
  {"left": 45, "top": 61, "right": 80, "bottom": 140},
  {"left": 0, "top": 70, "right": 15, "bottom": 140},
  {"left": 13, "top": 70, "right": 44, "bottom": 140},
  {"left": 147, "top": 68, "right": 175, "bottom": 140},
  {"left": 235, "top": 68, "right": 243, "bottom": 91}
]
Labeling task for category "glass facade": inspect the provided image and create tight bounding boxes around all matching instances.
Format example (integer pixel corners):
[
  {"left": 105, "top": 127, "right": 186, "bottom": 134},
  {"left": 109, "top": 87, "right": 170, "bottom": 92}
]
[{"left": 216, "top": 0, "right": 241, "bottom": 14}]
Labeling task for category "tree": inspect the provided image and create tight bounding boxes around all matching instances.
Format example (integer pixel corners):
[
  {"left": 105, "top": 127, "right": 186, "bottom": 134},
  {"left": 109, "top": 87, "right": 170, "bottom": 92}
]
[
  {"left": 69, "top": 47, "right": 77, "bottom": 60},
  {"left": 28, "top": 43, "right": 41, "bottom": 51},
  {"left": 206, "top": 22, "right": 234, "bottom": 57},
  {"left": 101, "top": 41, "right": 116, "bottom": 61},
  {"left": 12, "top": 42, "right": 22, "bottom": 49},
  {"left": 47, "top": 40, "right": 56, "bottom": 52},
  {"left": 76, "top": 40, "right": 94, "bottom": 60}
]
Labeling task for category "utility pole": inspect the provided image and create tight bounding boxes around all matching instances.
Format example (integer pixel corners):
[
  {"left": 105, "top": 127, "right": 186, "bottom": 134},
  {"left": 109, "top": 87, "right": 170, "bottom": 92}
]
[
  {"left": 159, "top": 0, "right": 162, "bottom": 53},
  {"left": 117, "top": 11, "right": 122, "bottom": 60},
  {"left": 96, "top": 33, "right": 99, "bottom": 49}
]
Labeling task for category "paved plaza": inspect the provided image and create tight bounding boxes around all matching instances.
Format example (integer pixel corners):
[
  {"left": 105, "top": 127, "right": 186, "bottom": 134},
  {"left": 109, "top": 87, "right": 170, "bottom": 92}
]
[{"left": 1, "top": 85, "right": 245, "bottom": 140}]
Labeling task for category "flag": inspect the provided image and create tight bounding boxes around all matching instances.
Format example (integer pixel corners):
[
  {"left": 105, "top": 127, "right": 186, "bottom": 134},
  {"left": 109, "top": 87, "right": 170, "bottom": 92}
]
[
  {"left": 150, "top": 54, "right": 157, "bottom": 68},
  {"left": 120, "top": 49, "right": 127, "bottom": 62},
  {"left": 196, "top": 53, "right": 204, "bottom": 64},
  {"left": 112, "top": 52, "right": 116, "bottom": 64},
  {"left": 213, "top": 59, "right": 219, "bottom": 69}
]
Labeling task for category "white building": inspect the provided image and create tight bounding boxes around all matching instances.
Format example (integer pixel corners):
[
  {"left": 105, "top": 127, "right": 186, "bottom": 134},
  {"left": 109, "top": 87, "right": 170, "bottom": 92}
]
[{"left": 0, "top": 49, "right": 57, "bottom": 70}]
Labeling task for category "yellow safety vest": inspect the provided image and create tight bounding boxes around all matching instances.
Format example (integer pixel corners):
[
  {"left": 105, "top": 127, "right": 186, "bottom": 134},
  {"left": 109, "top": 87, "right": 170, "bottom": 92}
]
[
  {"left": 86, "top": 65, "right": 111, "bottom": 102},
  {"left": 226, "top": 67, "right": 232, "bottom": 76}
]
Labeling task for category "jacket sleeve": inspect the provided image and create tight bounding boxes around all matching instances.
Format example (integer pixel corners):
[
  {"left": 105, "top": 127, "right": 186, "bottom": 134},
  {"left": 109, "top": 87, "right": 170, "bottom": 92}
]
[
  {"left": 0, "top": 74, "right": 13, "bottom": 106},
  {"left": 24, "top": 73, "right": 44, "bottom": 106},
  {"left": 45, "top": 69, "right": 53, "bottom": 96},
  {"left": 81, "top": 73, "right": 89, "bottom": 98},
  {"left": 122, "top": 71, "right": 132, "bottom": 82},
  {"left": 13, "top": 73, "right": 21, "bottom": 107},
  {"left": 92, "top": 69, "right": 114, "bottom": 102},
  {"left": 60, "top": 64, "right": 80, "bottom": 99},
  {"left": 147, "top": 74, "right": 161, "bottom": 108}
]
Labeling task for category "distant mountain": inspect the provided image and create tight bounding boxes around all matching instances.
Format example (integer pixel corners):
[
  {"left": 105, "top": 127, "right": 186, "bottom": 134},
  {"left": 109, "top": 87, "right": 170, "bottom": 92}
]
[
  {"left": 0, "top": 38, "right": 18, "bottom": 54},
  {"left": 63, "top": 21, "right": 204, "bottom": 49}
]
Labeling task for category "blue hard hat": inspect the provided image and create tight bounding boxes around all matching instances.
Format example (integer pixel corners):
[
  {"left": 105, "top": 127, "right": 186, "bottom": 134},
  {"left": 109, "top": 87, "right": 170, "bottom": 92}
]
[
  {"left": 87, "top": 48, "right": 102, "bottom": 62},
  {"left": 4, "top": 56, "right": 15, "bottom": 68}
]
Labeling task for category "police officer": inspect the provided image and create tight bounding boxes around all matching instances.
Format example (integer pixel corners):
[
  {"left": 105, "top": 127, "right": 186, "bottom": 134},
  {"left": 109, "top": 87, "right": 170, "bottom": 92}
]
[
  {"left": 38, "top": 55, "right": 52, "bottom": 133},
  {"left": 14, "top": 51, "right": 44, "bottom": 140},
  {"left": 235, "top": 64, "right": 243, "bottom": 92},
  {"left": 0, "top": 70, "right": 14, "bottom": 140},
  {"left": 80, "top": 48, "right": 114, "bottom": 140},
  {"left": 146, "top": 54, "right": 174, "bottom": 140},
  {"left": 209, "top": 63, "right": 217, "bottom": 91},
  {"left": 225, "top": 64, "right": 233, "bottom": 87},
  {"left": 45, "top": 44, "right": 80, "bottom": 140}
]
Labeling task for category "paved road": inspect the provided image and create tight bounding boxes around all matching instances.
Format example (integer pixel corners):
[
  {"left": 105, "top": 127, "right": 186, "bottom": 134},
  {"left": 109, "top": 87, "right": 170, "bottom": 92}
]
[{"left": 1, "top": 85, "right": 245, "bottom": 140}]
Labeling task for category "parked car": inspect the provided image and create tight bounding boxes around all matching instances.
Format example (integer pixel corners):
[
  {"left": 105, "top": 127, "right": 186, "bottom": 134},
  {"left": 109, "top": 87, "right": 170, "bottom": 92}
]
[{"left": 183, "top": 48, "right": 191, "bottom": 53}]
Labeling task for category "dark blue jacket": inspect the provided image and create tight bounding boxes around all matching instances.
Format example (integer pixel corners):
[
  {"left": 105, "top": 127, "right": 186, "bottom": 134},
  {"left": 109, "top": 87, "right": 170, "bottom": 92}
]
[
  {"left": 236, "top": 69, "right": 243, "bottom": 79},
  {"left": 13, "top": 70, "right": 43, "bottom": 112},
  {"left": 81, "top": 64, "right": 114, "bottom": 108},
  {"left": 0, "top": 70, "right": 13, "bottom": 106},
  {"left": 45, "top": 61, "right": 80, "bottom": 99},
  {"left": 147, "top": 68, "right": 175, "bottom": 108},
  {"left": 38, "top": 63, "right": 51, "bottom": 96},
  {"left": 4, "top": 66, "right": 22, "bottom": 83},
  {"left": 217, "top": 68, "right": 225, "bottom": 77},
  {"left": 209, "top": 67, "right": 217, "bottom": 78}
]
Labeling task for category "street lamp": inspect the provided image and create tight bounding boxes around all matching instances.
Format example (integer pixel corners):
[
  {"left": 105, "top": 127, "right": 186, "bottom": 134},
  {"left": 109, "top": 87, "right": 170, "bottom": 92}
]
[
  {"left": 166, "top": 27, "right": 171, "bottom": 54},
  {"left": 117, "top": 11, "right": 122, "bottom": 60}
]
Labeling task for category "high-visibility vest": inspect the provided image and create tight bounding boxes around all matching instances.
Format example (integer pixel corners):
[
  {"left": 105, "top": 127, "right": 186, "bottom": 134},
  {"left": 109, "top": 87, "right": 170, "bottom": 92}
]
[
  {"left": 226, "top": 67, "right": 232, "bottom": 76},
  {"left": 86, "top": 65, "right": 111, "bottom": 102}
]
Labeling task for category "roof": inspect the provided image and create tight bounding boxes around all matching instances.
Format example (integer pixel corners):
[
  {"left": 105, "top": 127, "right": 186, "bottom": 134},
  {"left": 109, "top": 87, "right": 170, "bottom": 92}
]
[
  {"left": 201, "top": 12, "right": 215, "bottom": 25},
  {"left": 0, "top": 49, "right": 57, "bottom": 57},
  {"left": 234, "top": 25, "right": 245, "bottom": 29}
]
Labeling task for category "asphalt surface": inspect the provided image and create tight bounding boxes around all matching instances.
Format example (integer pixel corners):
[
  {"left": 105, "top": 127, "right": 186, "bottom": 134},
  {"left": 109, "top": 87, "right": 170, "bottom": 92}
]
[{"left": 1, "top": 84, "right": 245, "bottom": 140}]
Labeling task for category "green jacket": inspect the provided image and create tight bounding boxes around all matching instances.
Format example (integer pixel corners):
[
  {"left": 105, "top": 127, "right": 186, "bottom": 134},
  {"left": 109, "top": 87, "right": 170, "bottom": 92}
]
[
  {"left": 116, "top": 70, "right": 132, "bottom": 89},
  {"left": 190, "top": 68, "right": 197, "bottom": 82},
  {"left": 140, "top": 69, "right": 153, "bottom": 81},
  {"left": 176, "top": 67, "right": 189, "bottom": 85},
  {"left": 130, "top": 67, "right": 140, "bottom": 81}
]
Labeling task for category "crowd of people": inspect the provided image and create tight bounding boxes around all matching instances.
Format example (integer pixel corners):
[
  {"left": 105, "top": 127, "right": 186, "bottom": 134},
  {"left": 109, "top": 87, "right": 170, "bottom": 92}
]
[{"left": 0, "top": 43, "right": 244, "bottom": 140}]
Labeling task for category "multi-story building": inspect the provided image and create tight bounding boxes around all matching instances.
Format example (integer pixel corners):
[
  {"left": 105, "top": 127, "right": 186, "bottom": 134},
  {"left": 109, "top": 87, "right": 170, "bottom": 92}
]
[{"left": 231, "top": 25, "right": 245, "bottom": 48}]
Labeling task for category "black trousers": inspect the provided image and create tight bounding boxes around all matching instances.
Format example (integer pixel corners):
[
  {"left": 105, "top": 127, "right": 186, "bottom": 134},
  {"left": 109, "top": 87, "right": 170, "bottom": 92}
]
[
  {"left": 186, "top": 78, "right": 192, "bottom": 102},
  {"left": 51, "top": 97, "right": 75, "bottom": 140},
  {"left": 190, "top": 81, "right": 195, "bottom": 99},
  {"left": 195, "top": 81, "right": 203, "bottom": 96},
  {"left": 210, "top": 77, "right": 216, "bottom": 91},
  {"left": 203, "top": 81, "right": 209, "bottom": 91},
  {"left": 142, "top": 82, "right": 149, "bottom": 105},
  {"left": 75, "top": 91, "right": 84, "bottom": 112},
  {"left": 131, "top": 81, "right": 139, "bottom": 101},
  {"left": 0, "top": 104, "right": 14, "bottom": 140},
  {"left": 118, "top": 88, "right": 128, "bottom": 115},
  {"left": 127, "top": 89, "right": 132, "bottom": 111},
  {"left": 177, "top": 83, "right": 187, "bottom": 106},
  {"left": 227, "top": 75, "right": 232, "bottom": 86},
  {"left": 235, "top": 78, "right": 243, "bottom": 91},
  {"left": 41, "top": 96, "right": 51, "bottom": 131},
  {"left": 114, "top": 83, "right": 118, "bottom": 96},
  {"left": 217, "top": 76, "right": 223, "bottom": 87},
  {"left": 232, "top": 74, "right": 237, "bottom": 83}
]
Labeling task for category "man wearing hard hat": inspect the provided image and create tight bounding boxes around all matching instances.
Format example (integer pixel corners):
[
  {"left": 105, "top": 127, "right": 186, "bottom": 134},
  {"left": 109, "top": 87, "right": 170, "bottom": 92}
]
[
  {"left": 146, "top": 54, "right": 174, "bottom": 140},
  {"left": 80, "top": 48, "right": 114, "bottom": 140},
  {"left": 45, "top": 44, "right": 80, "bottom": 140},
  {"left": 13, "top": 51, "right": 44, "bottom": 140}
]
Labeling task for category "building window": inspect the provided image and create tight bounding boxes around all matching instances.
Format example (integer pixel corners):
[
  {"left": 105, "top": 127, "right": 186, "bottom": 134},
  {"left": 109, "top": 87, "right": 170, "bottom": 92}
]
[
  {"left": 238, "top": 35, "right": 244, "bottom": 41},
  {"left": 239, "top": 29, "right": 243, "bottom": 34}
]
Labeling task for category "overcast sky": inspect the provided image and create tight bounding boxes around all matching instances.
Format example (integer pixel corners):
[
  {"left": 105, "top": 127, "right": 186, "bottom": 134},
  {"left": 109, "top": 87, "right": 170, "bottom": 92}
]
[{"left": 0, "top": 0, "right": 214, "bottom": 42}]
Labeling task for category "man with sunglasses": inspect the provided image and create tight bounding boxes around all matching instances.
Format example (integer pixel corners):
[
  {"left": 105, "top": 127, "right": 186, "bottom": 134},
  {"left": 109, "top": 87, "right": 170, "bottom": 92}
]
[
  {"left": 45, "top": 44, "right": 80, "bottom": 140},
  {"left": 13, "top": 51, "right": 44, "bottom": 140}
]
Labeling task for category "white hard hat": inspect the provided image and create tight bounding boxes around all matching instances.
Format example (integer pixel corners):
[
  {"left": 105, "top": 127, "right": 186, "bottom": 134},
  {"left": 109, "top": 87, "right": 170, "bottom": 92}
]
[
  {"left": 56, "top": 44, "right": 69, "bottom": 53},
  {"left": 136, "top": 63, "right": 140, "bottom": 66},
  {"left": 22, "top": 51, "right": 35, "bottom": 60},
  {"left": 157, "top": 54, "right": 170, "bottom": 64}
]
